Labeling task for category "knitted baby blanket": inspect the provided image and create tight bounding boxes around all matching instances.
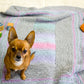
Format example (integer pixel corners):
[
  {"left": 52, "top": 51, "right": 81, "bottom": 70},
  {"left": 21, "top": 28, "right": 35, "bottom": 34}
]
[{"left": 0, "top": 6, "right": 84, "bottom": 84}]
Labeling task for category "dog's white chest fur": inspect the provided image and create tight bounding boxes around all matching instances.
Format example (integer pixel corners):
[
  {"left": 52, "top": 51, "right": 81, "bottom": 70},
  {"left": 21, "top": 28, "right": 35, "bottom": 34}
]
[{"left": 14, "top": 60, "right": 23, "bottom": 66}]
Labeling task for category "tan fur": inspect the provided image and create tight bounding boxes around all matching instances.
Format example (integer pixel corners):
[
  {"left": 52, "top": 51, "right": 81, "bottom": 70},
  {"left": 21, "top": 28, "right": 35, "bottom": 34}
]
[{"left": 4, "top": 27, "right": 35, "bottom": 80}]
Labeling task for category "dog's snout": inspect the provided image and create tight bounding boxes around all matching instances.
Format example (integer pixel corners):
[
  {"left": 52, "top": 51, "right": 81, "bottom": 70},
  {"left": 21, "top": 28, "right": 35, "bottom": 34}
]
[{"left": 16, "top": 55, "right": 21, "bottom": 59}]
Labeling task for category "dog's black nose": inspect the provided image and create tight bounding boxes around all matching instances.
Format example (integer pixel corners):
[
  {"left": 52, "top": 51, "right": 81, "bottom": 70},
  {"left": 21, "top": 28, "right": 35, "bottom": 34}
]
[{"left": 16, "top": 55, "right": 21, "bottom": 59}]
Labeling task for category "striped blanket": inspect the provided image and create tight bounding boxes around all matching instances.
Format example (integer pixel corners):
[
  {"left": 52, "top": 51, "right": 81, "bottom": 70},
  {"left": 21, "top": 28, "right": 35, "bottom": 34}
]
[{"left": 0, "top": 6, "right": 84, "bottom": 84}]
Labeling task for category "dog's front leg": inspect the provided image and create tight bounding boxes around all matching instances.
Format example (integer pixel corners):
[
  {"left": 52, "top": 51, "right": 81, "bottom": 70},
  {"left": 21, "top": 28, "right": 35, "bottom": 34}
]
[
  {"left": 5, "top": 69, "right": 11, "bottom": 80},
  {"left": 20, "top": 69, "right": 26, "bottom": 80}
]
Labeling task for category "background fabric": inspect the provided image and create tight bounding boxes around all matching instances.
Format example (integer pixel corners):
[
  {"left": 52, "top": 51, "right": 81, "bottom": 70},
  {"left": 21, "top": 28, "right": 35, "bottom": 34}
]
[{"left": 0, "top": 0, "right": 84, "bottom": 12}]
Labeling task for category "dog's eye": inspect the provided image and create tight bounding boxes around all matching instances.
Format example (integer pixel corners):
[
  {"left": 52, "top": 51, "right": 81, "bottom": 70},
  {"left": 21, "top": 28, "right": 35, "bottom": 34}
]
[
  {"left": 23, "top": 49, "right": 27, "bottom": 54},
  {"left": 12, "top": 48, "right": 16, "bottom": 52}
]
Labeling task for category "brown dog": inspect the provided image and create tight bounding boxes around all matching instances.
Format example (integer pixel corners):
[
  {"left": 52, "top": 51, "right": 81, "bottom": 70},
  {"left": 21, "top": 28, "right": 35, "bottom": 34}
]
[{"left": 4, "top": 27, "right": 35, "bottom": 80}]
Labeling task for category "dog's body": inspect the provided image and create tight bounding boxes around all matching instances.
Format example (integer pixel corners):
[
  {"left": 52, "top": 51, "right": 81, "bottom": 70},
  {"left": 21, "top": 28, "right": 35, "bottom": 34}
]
[{"left": 4, "top": 27, "right": 35, "bottom": 80}]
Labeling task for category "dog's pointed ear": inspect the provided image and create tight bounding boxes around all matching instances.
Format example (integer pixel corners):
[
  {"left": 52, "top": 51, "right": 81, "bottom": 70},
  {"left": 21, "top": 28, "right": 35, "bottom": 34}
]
[
  {"left": 25, "top": 31, "right": 35, "bottom": 48},
  {"left": 8, "top": 27, "right": 18, "bottom": 44}
]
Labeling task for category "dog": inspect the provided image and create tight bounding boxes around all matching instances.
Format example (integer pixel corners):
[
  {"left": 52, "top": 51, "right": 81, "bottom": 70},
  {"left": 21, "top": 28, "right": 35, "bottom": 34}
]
[{"left": 4, "top": 27, "right": 35, "bottom": 80}]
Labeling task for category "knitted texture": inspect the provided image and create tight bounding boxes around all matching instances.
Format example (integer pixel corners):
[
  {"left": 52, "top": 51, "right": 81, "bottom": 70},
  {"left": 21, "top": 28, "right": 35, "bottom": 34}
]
[{"left": 0, "top": 6, "right": 84, "bottom": 84}]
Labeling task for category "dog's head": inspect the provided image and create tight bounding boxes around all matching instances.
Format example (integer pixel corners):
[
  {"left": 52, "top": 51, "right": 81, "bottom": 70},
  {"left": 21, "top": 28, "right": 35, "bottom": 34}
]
[{"left": 8, "top": 27, "right": 35, "bottom": 64}]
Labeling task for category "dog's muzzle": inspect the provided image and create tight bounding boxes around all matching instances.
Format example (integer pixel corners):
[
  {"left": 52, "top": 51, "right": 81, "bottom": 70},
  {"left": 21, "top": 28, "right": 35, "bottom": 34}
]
[{"left": 15, "top": 55, "right": 21, "bottom": 61}]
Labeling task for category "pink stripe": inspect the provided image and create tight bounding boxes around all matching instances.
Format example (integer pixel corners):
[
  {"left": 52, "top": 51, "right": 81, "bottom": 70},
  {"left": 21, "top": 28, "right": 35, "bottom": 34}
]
[
  {"left": 32, "top": 43, "right": 56, "bottom": 50},
  {"left": 61, "top": 13, "right": 76, "bottom": 78},
  {"left": 1, "top": 77, "right": 74, "bottom": 83},
  {"left": 71, "top": 13, "right": 76, "bottom": 74}
]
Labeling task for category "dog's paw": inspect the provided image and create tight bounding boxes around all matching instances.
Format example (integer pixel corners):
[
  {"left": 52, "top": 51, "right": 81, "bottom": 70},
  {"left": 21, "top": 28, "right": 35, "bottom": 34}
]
[
  {"left": 5, "top": 74, "right": 11, "bottom": 80},
  {"left": 21, "top": 74, "right": 26, "bottom": 80}
]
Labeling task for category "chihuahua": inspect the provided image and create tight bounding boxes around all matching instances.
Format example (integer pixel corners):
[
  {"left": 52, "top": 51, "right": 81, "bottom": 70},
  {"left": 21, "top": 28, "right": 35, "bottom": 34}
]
[{"left": 4, "top": 27, "right": 35, "bottom": 80}]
